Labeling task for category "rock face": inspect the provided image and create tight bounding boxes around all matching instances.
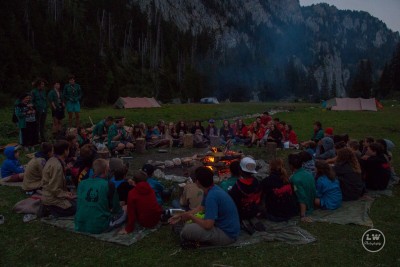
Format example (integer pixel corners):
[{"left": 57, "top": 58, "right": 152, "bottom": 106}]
[{"left": 130, "top": 0, "right": 398, "bottom": 99}]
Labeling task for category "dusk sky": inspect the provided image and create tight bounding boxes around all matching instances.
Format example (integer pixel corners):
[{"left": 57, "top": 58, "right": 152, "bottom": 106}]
[{"left": 299, "top": 0, "right": 400, "bottom": 33}]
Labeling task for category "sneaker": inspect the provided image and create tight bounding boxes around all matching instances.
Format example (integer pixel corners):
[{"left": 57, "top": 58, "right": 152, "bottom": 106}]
[{"left": 23, "top": 214, "right": 37, "bottom": 223}]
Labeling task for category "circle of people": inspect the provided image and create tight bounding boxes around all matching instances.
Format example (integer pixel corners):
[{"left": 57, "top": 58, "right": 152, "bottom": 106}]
[{"left": 2, "top": 102, "right": 394, "bottom": 248}]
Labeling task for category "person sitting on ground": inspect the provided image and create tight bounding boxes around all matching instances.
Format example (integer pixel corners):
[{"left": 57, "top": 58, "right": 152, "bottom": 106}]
[
  {"left": 248, "top": 117, "right": 266, "bottom": 147},
  {"left": 191, "top": 120, "right": 205, "bottom": 135},
  {"left": 266, "top": 123, "right": 283, "bottom": 148},
  {"left": 145, "top": 125, "right": 170, "bottom": 149},
  {"left": 219, "top": 160, "right": 241, "bottom": 192},
  {"left": 233, "top": 119, "right": 249, "bottom": 144},
  {"left": 315, "top": 137, "right": 335, "bottom": 160},
  {"left": 157, "top": 120, "right": 166, "bottom": 137},
  {"left": 77, "top": 127, "right": 91, "bottom": 147},
  {"left": 279, "top": 121, "right": 287, "bottom": 137},
  {"left": 41, "top": 140, "right": 76, "bottom": 217},
  {"left": 259, "top": 121, "right": 272, "bottom": 147},
  {"left": 288, "top": 153, "right": 316, "bottom": 222},
  {"left": 70, "top": 144, "right": 97, "bottom": 186},
  {"left": 22, "top": 142, "right": 53, "bottom": 193},
  {"left": 299, "top": 151, "right": 316, "bottom": 177},
  {"left": 65, "top": 133, "right": 79, "bottom": 165},
  {"left": 229, "top": 157, "right": 263, "bottom": 234},
  {"left": 360, "top": 142, "right": 391, "bottom": 190},
  {"left": 165, "top": 122, "right": 180, "bottom": 147},
  {"left": 75, "top": 159, "right": 123, "bottom": 234},
  {"left": 219, "top": 120, "right": 235, "bottom": 145},
  {"left": 260, "top": 111, "right": 272, "bottom": 126},
  {"left": 347, "top": 139, "right": 362, "bottom": 161},
  {"left": 325, "top": 141, "right": 347, "bottom": 164},
  {"left": 92, "top": 116, "right": 114, "bottom": 143},
  {"left": 361, "top": 136, "right": 375, "bottom": 156},
  {"left": 142, "top": 164, "right": 164, "bottom": 206},
  {"left": 172, "top": 164, "right": 204, "bottom": 211},
  {"left": 273, "top": 118, "right": 283, "bottom": 132},
  {"left": 204, "top": 119, "right": 218, "bottom": 141},
  {"left": 169, "top": 167, "right": 240, "bottom": 247},
  {"left": 111, "top": 167, "right": 134, "bottom": 206},
  {"left": 120, "top": 170, "right": 163, "bottom": 234},
  {"left": 260, "top": 158, "right": 298, "bottom": 222},
  {"left": 108, "top": 116, "right": 134, "bottom": 153},
  {"left": 376, "top": 139, "right": 392, "bottom": 162},
  {"left": 1, "top": 146, "right": 25, "bottom": 182},
  {"left": 314, "top": 161, "right": 342, "bottom": 210},
  {"left": 301, "top": 121, "right": 324, "bottom": 148},
  {"left": 334, "top": 148, "right": 364, "bottom": 201},
  {"left": 176, "top": 121, "right": 189, "bottom": 136},
  {"left": 284, "top": 124, "right": 299, "bottom": 148}
]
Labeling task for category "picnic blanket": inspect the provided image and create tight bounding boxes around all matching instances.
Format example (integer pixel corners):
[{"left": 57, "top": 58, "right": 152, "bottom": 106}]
[
  {"left": 0, "top": 180, "right": 23, "bottom": 187},
  {"left": 216, "top": 220, "right": 316, "bottom": 248},
  {"left": 41, "top": 216, "right": 160, "bottom": 246}
]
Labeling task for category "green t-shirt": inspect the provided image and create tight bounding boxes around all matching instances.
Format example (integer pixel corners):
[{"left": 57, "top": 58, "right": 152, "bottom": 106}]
[
  {"left": 107, "top": 124, "right": 128, "bottom": 148},
  {"left": 74, "top": 177, "right": 121, "bottom": 234},
  {"left": 63, "top": 83, "right": 82, "bottom": 103},
  {"left": 31, "top": 88, "right": 47, "bottom": 113},
  {"left": 93, "top": 120, "right": 106, "bottom": 138},
  {"left": 47, "top": 89, "right": 63, "bottom": 109},
  {"left": 219, "top": 176, "right": 239, "bottom": 192},
  {"left": 290, "top": 168, "right": 316, "bottom": 215}
]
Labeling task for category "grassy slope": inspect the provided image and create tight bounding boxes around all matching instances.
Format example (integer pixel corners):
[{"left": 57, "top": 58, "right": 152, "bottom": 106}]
[{"left": 0, "top": 102, "right": 399, "bottom": 267}]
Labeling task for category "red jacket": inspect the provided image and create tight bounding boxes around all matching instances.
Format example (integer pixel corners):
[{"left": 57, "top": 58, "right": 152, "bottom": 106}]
[
  {"left": 125, "top": 181, "right": 162, "bottom": 233},
  {"left": 287, "top": 130, "right": 298, "bottom": 144}
]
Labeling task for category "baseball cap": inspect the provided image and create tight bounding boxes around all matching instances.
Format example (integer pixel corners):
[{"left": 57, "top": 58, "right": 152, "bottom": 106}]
[
  {"left": 208, "top": 119, "right": 215, "bottom": 123},
  {"left": 240, "top": 157, "right": 257, "bottom": 174}
]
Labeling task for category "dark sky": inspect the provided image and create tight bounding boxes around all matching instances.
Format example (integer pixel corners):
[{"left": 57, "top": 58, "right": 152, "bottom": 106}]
[{"left": 299, "top": 0, "right": 400, "bottom": 33}]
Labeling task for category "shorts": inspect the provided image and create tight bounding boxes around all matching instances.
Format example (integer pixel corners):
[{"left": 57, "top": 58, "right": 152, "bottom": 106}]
[
  {"left": 52, "top": 108, "right": 65, "bottom": 120},
  {"left": 66, "top": 101, "right": 80, "bottom": 113}
]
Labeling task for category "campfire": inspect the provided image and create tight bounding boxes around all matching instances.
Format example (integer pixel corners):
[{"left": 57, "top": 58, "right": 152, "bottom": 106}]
[{"left": 202, "top": 147, "right": 242, "bottom": 179}]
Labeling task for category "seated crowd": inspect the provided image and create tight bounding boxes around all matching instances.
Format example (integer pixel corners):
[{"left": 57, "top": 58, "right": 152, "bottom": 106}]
[{"left": 0, "top": 111, "right": 396, "bottom": 249}]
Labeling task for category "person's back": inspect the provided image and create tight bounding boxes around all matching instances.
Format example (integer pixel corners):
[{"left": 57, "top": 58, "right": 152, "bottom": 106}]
[
  {"left": 142, "top": 164, "right": 164, "bottom": 205},
  {"left": 75, "top": 177, "right": 120, "bottom": 234},
  {"left": 290, "top": 168, "right": 316, "bottom": 213},
  {"left": 334, "top": 162, "right": 363, "bottom": 201},
  {"left": 261, "top": 161, "right": 298, "bottom": 221},
  {"left": 315, "top": 175, "right": 342, "bottom": 210},
  {"left": 315, "top": 137, "right": 335, "bottom": 160},
  {"left": 362, "top": 154, "right": 390, "bottom": 190},
  {"left": 22, "top": 144, "right": 53, "bottom": 191},
  {"left": 180, "top": 182, "right": 203, "bottom": 210},
  {"left": 125, "top": 171, "right": 162, "bottom": 233},
  {"left": 220, "top": 160, "right": 240, "bottom": 192}
]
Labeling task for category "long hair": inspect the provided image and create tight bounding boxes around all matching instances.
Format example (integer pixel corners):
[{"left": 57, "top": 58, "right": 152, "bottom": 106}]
[
  {"left": 269, "top": 158, "right": 289, "bottom": 183},
  {"left": 315, "top": 160, "right": 336, "bottom": 181},
  {"left": 336, "top": 148, "right": 361, "bottom": 174}
]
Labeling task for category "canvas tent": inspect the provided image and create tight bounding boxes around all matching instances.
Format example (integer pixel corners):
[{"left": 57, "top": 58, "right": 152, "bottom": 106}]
[
  {"left": 114, "top": 97, "right": 161, "bottom": 109},
  {"left": 200, "top": 97, "right": 219, "bottom": 104},
  {"left": 326, "top": 98, "right": 378, "bottom": 111}
]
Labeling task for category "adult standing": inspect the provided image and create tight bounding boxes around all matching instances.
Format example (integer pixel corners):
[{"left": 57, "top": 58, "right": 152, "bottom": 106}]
[
  {"left": 15, "top": 93, "right": 39, "bottom": 151},
  {"left": 31, "top": 79, "right": 48, "bottom": 142},
  {"left": 63, "top": 75, "right": 82, "bottom": 128},
  {"left": 48, "top": 82, "right": 65, "bottom": 136}
]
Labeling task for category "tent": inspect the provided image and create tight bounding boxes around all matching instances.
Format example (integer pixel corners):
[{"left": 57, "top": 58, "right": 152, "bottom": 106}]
[
  {"left": 113, "top": 97, "right": 161, "bottom": 109},
  {"left": 326, "top": 98, "right": 378, "bottom": 111},
  {"left": 200, "top": 97, "right": 219, "bottom": 104}
]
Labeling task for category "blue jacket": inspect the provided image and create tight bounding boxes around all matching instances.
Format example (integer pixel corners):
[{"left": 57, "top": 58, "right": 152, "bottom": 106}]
[
  {"left": 1, "top": 146, "right": 24, "bottom": 178},
  {"left": 147, "top": 177, "right": 164, "bottom": 205},
  {"left": 316, "top": 175, "right": 342, "bottom": 210}
]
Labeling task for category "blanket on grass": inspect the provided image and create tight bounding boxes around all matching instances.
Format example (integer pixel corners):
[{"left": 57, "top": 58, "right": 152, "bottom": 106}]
[
  {"left": 202, "top": 220, "right": 316, "bottom": 249},
  {"left": 0, "top": 180, "right": 23, "bottom": 187},
  {"left": 41, "top": 216, "right": 160, "bottom": 246}
]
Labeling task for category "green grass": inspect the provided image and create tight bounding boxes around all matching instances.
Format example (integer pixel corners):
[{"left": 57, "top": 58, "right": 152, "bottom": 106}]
[{"left": 1, "top": 102, "right": 400, "bottom": 267}]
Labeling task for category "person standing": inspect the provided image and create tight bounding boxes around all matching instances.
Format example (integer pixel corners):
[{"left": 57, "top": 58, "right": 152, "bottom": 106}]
[
  {"left": 31, "top": 79, "right": 48, "bottom": 142},
  {"left": 48, "top": 82, "right": 65, "bottom": 136},
  {"left": 15, "top": 93, "right": 39, "bottom": 151},
  {"left": 63, "top": 75, "right": 82, "bottom": 128}
]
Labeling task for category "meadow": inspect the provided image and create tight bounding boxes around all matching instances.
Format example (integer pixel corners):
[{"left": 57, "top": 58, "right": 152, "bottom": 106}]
[{"left": 0, "top": 102, "right": 399, "bottom": 267}]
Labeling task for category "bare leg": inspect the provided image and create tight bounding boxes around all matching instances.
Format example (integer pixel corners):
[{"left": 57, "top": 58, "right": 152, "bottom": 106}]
[{"left": 75, "top": 112, "right": 80, "bottom": 128}]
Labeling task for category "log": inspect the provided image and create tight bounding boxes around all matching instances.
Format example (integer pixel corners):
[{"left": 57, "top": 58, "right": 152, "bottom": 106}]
[
  {"left": 183, "top": 134, "right": 193, "bottom": 148},
  {"left": 135, "top": 138, "right": 146, "bottom": 154}
]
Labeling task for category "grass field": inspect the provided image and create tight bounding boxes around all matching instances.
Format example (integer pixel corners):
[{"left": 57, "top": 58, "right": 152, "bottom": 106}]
[{"left": 1, "top": 102, "right": 400, "bottom": 267}]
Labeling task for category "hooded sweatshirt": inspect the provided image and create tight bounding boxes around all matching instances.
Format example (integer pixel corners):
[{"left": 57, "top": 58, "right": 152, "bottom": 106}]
[
  {"left": 1, "top": 146, "right": 24, "bottom": 178},
  {"left": 125, "top": 181, "right": 162, "bottom": 233},
  {"left": 315, "top": 137, "right": 336, "bottom": 160},
  {"left": 228, "top": 176, "right": 261, "bottom": 219},
  {"left": 22, "top": 151, "right": 48, "bottom": 191}
]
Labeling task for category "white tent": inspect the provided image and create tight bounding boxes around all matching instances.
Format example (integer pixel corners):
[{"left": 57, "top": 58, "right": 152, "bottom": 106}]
[
  {"left": 326, "top": 98, "right": 378, "bottom": 111},
  {"left": 200, "top": 97, "right": 219, "bottom": 104}
]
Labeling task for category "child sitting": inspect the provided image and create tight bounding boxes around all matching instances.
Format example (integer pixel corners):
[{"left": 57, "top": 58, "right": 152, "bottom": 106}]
[
  {"left": 219, "top": 160, "right": 240, "bottom": 192},
  {"left": 120, "top": 170, "right": 163, "bottom": 234},
  {"left": 288, "top": 153, "right": 316, "bottom": 222},
  {"left": 314, "top": 161, "right": 342, "bottom": 210},
  {"left": 172, "top": 164, "right": 204, "bottom": 210},
  {"left": 110, "top": 165, "right": 133, "bottom": 206},
  {"left": 22, "top": 142, "right": 53, "bottom": 192},
  {"left": 142, "top": 164, "right": 164, "bottom": 206},
  {"left": 75, "top": 159, "right": 122, "bottom": 234},
  {"left": 1, "top": 146, "right": 24, "bottom": 182}
]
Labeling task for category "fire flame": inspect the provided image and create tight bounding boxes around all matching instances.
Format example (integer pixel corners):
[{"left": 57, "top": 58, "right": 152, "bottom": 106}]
[
  {"left": 211, "top": 147, "right": 218, "bottom": 153},
  {"left": 206, "top": 166, "right": 215, "bottom": 171},
  {"left": 204, "top": 156, "right": 215, "bottom": 163}
]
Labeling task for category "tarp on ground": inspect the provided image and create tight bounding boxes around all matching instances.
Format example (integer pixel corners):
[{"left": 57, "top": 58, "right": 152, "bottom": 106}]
[
  {"left": 114, "top": 97, "right": 161, "bottom": 109},
  {"left": 326, "top": 98, "right": 378, "bottom": 111}
]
